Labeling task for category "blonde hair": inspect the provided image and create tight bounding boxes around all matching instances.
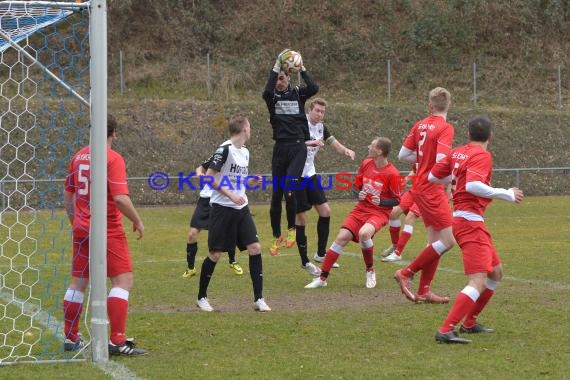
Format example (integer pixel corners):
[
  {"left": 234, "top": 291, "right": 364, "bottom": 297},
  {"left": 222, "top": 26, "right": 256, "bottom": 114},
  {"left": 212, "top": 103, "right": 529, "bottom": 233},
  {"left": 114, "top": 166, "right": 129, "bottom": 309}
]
[
  {"left": 429, "top": 87, "right": 451, "bottom": 113},
  {"left": 308, "top": 97, "right": 328, "bottom": 110}
]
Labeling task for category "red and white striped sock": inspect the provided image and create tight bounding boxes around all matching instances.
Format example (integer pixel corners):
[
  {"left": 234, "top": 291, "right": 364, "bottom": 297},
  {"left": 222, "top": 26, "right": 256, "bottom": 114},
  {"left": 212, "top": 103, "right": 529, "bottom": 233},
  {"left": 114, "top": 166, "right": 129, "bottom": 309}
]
[
  {"left": 320, "top": 247, "right": 341, "bottom": 280},
  {"left": 360, "top": 238, "right": 374, "bottom": 270},
  {"left": 63, "top": 289, "right": 84, "bottom": 341},
  {"left": 395, "top": 226, "right": 413, "bottom": 255},
  {"left": 108, "top": 287, "right": 129, "bottom": 345},
  {"left": 439, "top": 286, "right": 479, "bottom": 333},
  {"left": 463, "top": 281, "right": 497, "bottom": 327}
]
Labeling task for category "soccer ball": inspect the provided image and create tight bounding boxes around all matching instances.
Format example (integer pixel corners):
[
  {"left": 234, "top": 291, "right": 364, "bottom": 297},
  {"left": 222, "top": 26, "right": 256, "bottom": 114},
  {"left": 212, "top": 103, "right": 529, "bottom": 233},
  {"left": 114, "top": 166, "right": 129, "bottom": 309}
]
[{"left": 281, "top": 50, "right": 303, "bottom": 74}]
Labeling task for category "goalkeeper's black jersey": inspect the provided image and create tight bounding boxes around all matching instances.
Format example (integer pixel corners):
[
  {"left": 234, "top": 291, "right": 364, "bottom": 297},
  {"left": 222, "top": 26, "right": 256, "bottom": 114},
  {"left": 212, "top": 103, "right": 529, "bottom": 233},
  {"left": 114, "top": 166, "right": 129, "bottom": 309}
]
[{"left": 262, "top": 70, "right": 318, "bottom": 142}]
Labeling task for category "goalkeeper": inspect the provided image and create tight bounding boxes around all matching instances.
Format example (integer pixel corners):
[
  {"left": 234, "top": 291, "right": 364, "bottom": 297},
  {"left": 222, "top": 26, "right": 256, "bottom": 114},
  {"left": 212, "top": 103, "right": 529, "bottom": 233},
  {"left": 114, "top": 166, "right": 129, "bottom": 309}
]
[{"left": 262, "top": 49, "right": 321, "bottom": 256}]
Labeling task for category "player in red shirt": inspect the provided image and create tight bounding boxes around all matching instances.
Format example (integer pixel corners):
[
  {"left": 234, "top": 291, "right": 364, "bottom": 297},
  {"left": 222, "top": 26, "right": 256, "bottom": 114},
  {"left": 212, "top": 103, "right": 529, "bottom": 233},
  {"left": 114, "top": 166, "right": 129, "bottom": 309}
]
[
  {"left": 382, "top": 169, "right": 422, "bottom": 262},
  {"left": 429, "top": 115, "right": 523, "bottom": 343},
  {"left": 305, "top": 137, "right": 403, "bottom": 289},
  {"left": 393, "top": 87, "right": 456, "bottom": 304},
  {"left": 62, "top": 115, "right": 147, "bottom": 355}
]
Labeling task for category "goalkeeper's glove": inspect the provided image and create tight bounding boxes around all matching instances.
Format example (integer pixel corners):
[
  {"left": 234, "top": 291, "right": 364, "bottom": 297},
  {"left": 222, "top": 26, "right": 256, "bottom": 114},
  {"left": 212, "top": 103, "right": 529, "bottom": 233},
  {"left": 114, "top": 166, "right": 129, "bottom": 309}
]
[{"left": 273, "top": 48, "right": 292, "bottom": 72}]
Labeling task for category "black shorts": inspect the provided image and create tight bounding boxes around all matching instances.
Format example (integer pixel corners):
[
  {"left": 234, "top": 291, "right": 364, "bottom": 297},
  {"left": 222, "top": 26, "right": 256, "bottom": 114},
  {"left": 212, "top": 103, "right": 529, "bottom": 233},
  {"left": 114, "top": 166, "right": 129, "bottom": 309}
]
[
  {"left": 208, "top": 204, "right": 258, "bottom": 252},
  {"left": 271, "top": 141, "right": 307, "bottom": 191},
  {"left": 190, "top": 197, "right": 211, "bottom": 230},
  {"left": 296, "top": 175, "right": 328, "bottom": 213}
]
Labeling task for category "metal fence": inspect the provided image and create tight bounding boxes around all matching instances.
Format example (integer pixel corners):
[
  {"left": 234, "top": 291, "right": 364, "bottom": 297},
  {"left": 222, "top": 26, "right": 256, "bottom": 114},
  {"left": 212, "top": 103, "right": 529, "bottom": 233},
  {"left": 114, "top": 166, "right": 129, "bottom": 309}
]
[
  {"left": 112, "top": 52, "right": 569, "bottom": 110},
  {"left": 124, "top": 167, "right": 570, "bottom": 207},
  {"left": 1, "top": 167, "right": 568, "bottom": 211}
]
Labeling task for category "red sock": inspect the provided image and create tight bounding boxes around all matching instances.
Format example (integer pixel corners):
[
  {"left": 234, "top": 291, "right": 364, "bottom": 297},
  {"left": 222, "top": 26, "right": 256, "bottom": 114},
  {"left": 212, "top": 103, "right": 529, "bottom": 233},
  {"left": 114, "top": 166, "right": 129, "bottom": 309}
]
[
  {"left": 389, "top": 226, "right": 400, "bottom": 245},
  {"left": 405, "top": 244, "right": 440, "bottom": 276},
  {"left": 108, "top": 294, "right": 129, "bottom": 345},
  {"left": 395, "top": 231, "right": 412, "bottom": 256},
  {"left": 361, "top": 246, "right": 374, "bottom": 270},
  {"left": 63, "top": 300, "right": 83, "bottom": 341},
  {"left": 321, "top": 250, "right": 340, "bottom": 279},
  {"left": 439, "top": 292, "right": 476, "bottom": 333},
  {"left": 463, "top": 288, "right": 495, "bottom": 327},
  {"left": 417, "top": 256, "right": 440, "bottom": 295}
]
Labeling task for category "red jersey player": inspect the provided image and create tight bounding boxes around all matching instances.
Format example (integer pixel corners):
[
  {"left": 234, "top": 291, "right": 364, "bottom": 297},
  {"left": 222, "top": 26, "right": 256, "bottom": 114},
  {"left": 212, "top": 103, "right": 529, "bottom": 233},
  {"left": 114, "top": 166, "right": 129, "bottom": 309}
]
[
  {"left": 394, "top": 87, "right": 456, "bottom": 303},
  {"left": 305, "top": 137, "right": 403, "bottom": 289},
  {"left": 382, "top": 168, "right": 422, "bottom": 262},
  {"left": 429, "top": 115, "right": 523, "bottom": 343},
  {"left": 62, "top": 114, "right": 147, "bottom": 355}
]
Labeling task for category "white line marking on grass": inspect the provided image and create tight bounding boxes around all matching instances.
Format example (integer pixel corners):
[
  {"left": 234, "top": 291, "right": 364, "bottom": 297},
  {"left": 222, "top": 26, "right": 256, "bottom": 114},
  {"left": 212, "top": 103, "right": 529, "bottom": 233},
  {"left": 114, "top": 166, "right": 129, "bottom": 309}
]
[
  {"left": 499, "top": 275, "right": 570, "bottom": 290},
  {"left": 135, "top": 252, "right": 570, "bottom": 290},
  {"left": 202, "top": 250, "right": 570, "bottom": 291},
  {"left": 342, "top": 251, "right": 570, "bottom": 291},
  {"left": 96, "top": 361, "right": 142, "bottom": 380}
]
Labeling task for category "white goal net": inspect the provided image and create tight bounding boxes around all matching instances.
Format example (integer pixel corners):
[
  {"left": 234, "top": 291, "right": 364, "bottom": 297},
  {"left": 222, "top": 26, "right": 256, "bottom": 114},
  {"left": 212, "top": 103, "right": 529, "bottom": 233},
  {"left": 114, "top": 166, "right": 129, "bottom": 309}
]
[{"left": 0, "top": 0, "right": 95, "bottom": 364}]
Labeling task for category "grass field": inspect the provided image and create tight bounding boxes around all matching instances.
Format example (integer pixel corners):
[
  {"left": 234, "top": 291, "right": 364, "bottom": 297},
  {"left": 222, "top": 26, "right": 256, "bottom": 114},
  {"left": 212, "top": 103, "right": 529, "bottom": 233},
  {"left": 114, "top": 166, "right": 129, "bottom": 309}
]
[{"left": 2, "top": 195, "right": 570, "bottom": 379}]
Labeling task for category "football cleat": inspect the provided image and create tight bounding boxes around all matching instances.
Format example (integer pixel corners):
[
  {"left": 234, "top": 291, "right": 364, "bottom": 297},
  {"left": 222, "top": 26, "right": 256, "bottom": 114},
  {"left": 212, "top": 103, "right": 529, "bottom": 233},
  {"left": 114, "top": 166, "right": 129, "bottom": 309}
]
[
  {"left": 415, "top": 291, "right": 450, "bottom": 304},
  {"left": 269, "top": 236, "right": 284, "bottom": 256},
  {"left": 459, "top": 324, "right": 495, "bottom": 334},
  {"left": 182, "top": 268, "right": 197, "bottom": 278},
  {"left": 435, "top": 331, "right": 471, "bottom": 344},
  {"left": 285, "top": 228, "right": 296, "bottom": 248},
  {"left": 229, "top": 262, "right": 244, "bottom": 275}
]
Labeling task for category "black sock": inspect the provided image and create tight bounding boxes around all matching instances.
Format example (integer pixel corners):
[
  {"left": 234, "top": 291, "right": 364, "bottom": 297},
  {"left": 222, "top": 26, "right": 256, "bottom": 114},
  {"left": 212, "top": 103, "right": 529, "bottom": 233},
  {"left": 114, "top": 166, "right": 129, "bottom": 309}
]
[
  {"left": 285, "top": 191, "right": 297, "bottom": 230},
  {"left": 296, "top": 224, "right": 309, "bottom": 265},
  {"left": 197, "top": 257, "right": 216, "bottom": 299},
  {"left": 186, "top": 242, "right": 198, "bottom": 269},
  {"left": 228, "top": 250, "right": 236, "bottom": 264},
  {"left": 249, "top": 254, "right": 263, "bottom": 301},
  {"left": 269, "top": 191, "right": 283, "bottom": 239},
  {"left": 317, "top": 216, "right": 330, "bottom": 257}
]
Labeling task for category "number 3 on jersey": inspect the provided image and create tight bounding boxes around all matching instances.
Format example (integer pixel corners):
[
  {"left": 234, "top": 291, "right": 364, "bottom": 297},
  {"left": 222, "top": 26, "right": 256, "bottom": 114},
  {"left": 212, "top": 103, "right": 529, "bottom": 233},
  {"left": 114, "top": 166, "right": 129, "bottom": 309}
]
[{"left": 78, "top": 163, "right": 90, "bottom": 195}]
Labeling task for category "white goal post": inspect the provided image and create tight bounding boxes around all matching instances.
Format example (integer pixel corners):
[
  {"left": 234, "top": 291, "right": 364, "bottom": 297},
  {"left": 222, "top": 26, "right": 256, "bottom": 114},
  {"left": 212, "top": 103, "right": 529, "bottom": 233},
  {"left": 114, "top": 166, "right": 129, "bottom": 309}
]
[{"left": 0, "top": 0, "right": 108, "bottom": 364}]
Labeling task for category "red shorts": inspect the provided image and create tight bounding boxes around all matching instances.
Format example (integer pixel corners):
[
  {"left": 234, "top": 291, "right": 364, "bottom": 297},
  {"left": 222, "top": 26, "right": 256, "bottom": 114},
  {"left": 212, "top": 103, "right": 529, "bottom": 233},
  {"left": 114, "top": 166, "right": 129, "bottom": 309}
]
[
  {"left": 411, "top": 189, "right": 452, "bottom": 230},
  {"left": 341, "top": 206, "right": 390, "bottom": 243},
  {"left": 72, "top": 233, "right": 133, "bottom": 278},
  {"left": 453, "top": 217, "right": 500, "bottom": 275},
  {"left": 399, "top": 191, "right": 421, "bottom": 217}
]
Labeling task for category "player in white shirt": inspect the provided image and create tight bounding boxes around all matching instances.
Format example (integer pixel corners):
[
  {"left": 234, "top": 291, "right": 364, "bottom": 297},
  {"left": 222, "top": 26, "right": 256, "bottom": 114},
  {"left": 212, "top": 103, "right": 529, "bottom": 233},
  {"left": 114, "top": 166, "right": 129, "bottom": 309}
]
[
  {"left": 295, "top": 98, "right": 355, "bottom": 276},
  {"left": 194, "top": 114, "right": 270, "bottom": 312},
  {"left": 181, "top": 146, "right": 243, "bottom": 279}
]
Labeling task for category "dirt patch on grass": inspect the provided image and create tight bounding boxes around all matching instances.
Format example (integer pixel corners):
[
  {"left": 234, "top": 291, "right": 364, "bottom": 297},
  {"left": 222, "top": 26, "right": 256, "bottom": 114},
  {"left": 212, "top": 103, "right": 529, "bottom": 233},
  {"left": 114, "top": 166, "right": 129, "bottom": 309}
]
[{"left": 133, "top": 287, "right": 409, "bottom": 314}]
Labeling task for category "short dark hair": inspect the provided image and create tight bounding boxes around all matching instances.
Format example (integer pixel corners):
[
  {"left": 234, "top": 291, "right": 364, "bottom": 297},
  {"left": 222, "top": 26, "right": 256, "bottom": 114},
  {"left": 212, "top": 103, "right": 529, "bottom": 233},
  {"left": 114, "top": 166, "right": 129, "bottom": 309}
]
[
  {"left": 468, "top": 115, "right": 492, "bottom": 142},
  {"left": 374, "top": 136, "right": 392, "bottom": 157},
  {"left": 107, "top": 114, "right": 117, "bottom": 138},
  {"left": 228, "top": 113, "right": 249, "bottom": 136}
]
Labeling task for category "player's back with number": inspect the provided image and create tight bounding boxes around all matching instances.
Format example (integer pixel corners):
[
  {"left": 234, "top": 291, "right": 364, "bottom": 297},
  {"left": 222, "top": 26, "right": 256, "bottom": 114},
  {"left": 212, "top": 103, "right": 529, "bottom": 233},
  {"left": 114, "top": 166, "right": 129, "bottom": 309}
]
[
  {"left": 434, "top": 144, "right": 494, "bottom": 216},
  {"left": 403, "top": 115, "right": 454, "bottom": 192},
  {"left": 65, "top": 146, "right": 128, "bottom": 237}
]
